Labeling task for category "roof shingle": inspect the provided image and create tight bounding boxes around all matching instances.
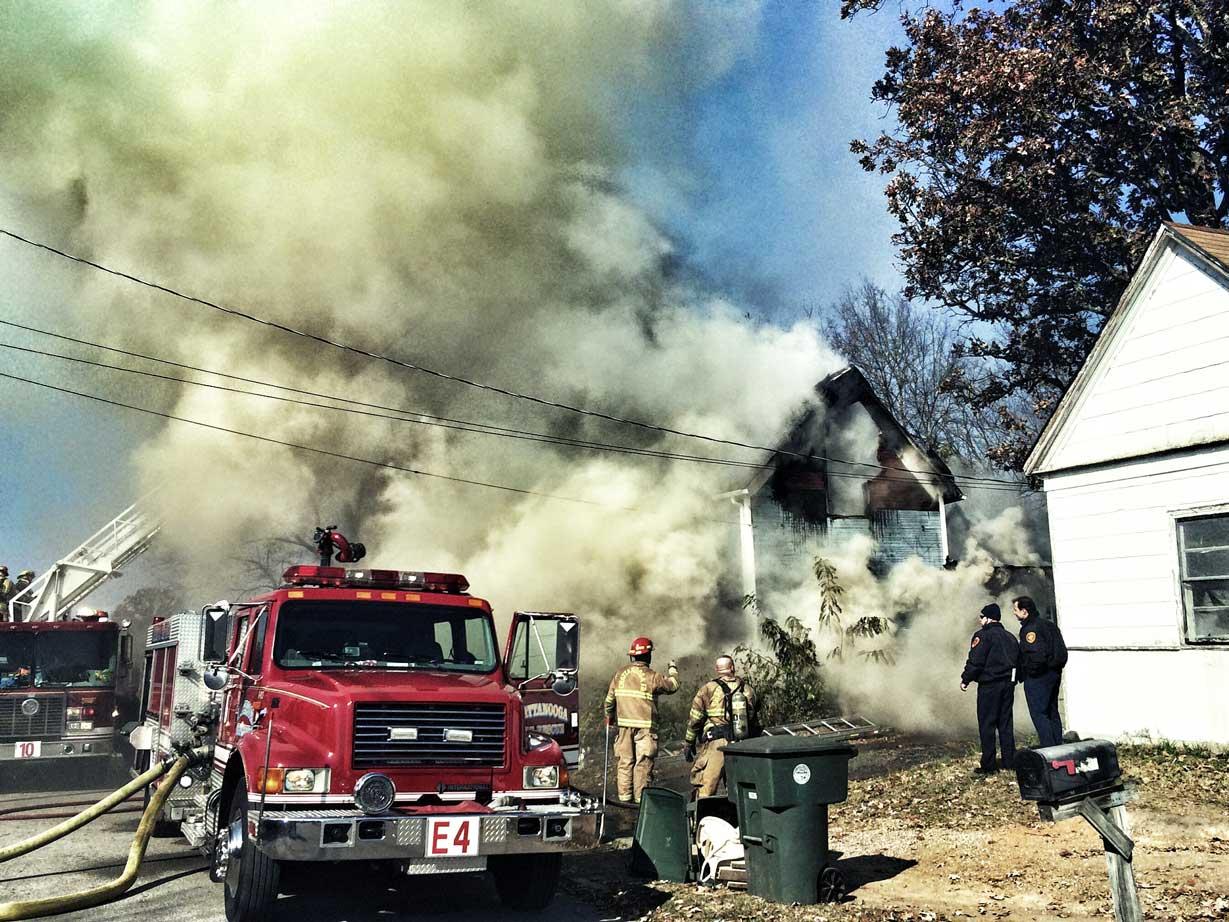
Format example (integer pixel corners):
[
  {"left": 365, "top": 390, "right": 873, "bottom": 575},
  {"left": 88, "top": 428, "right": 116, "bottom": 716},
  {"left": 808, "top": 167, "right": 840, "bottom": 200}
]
[{"left": 1166, "top": 222, "right": 1229, "bottom": 272}]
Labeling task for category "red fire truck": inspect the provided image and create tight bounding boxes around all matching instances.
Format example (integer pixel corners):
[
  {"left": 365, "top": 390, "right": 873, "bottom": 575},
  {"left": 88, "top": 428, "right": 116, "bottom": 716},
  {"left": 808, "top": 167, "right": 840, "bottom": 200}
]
[
  {"left": 1, "top": 615, "right": 128, "bottom": 766},
  {"left": 130, "top": 533, "right": 596, "bottom": 921}
]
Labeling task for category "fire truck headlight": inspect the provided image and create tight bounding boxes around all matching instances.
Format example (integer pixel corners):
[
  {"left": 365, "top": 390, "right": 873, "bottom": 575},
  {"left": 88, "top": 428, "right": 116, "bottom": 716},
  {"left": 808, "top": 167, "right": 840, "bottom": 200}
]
[
  {"left": 67, "top": 708, "right": 82, "bottom": 719},
  {"left": 284, "top": 768, "right": 330, "bottom": 793},
  {"left": 354, "top": 773, "right": 396, "bottom": 815},
  {"left": 523, "top": 766, "right": 560, "bottom": 789}
]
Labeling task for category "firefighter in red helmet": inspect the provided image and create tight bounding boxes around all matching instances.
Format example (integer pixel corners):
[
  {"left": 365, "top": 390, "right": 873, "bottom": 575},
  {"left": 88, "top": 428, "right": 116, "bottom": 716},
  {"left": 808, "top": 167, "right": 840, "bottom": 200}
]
[{"left": 603, "top": 636, "right": 679, "bottom": 804}]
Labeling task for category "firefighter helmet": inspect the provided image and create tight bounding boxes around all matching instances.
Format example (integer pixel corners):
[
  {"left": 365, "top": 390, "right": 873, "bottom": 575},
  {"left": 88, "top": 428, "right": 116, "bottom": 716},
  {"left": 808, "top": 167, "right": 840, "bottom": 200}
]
[{"left": 629, "top": 636, "right": 653, "bottom": 656}]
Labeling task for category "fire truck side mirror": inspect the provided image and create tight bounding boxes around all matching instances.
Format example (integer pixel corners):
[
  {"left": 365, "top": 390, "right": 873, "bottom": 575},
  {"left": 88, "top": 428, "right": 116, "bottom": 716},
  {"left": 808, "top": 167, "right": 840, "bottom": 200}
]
[
  {"left": 203, "top": 665, "right": 230, "bottom": 691},
  {"left": 120, "top": 633, "right": 133, "bottom": 667},
  {"left": 555, "top": 619, "right": 579, "bottom": 673},
  {"left": 202, "top": 602, "right": 231, "bottom": 663},
  {"left": 551, "top": 674, "right": 577, "bottom": 696}
]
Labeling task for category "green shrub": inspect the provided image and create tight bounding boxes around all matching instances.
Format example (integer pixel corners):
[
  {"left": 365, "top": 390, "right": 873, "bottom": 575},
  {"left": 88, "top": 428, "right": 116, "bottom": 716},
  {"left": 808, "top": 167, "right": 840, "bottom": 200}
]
[{"left": 735, "top": 607, "right": 834, "bottom": 729}]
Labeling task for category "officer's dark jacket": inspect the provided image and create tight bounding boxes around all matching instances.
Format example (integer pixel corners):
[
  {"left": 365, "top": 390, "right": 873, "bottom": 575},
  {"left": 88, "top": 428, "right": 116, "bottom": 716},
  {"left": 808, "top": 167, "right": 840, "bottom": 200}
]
[
  {"left": 1016, "top": 614, "right": 1068, "bottom": 678},
  {"left": 961, "top": 621, "right": 1019, "bottom": 685}
]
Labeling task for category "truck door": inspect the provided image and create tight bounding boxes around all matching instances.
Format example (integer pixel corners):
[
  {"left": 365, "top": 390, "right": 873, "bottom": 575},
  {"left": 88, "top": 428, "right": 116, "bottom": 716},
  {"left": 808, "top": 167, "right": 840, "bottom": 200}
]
[
  {"left": 505, "top": 612, "right": 580, "bottom": 769},
  {"left": 220, "top": 606, "right": 269, "bottom": 748}
]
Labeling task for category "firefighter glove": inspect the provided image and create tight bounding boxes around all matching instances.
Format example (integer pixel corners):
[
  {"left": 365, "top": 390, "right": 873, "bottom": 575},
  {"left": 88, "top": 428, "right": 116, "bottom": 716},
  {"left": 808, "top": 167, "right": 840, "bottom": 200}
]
[{"left": 684, "top": 742, "right": 696, "bottom": 762}]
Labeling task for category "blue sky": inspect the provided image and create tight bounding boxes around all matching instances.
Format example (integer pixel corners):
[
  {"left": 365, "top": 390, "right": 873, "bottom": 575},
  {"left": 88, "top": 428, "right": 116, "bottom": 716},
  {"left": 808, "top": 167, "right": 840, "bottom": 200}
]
[
  {"left": 0, "top": 4, "right": 907, "bottom": 605},
  {"left": 624, "top": 3, "right": 906, "bottom": 320}
]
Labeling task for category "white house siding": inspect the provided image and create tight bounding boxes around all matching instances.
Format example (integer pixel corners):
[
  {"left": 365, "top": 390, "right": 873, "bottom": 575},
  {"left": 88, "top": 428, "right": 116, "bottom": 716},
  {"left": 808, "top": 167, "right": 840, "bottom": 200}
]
[
  {"left": 1043, "top": 445, "right": 1229, "bottom": 743},
  {"left": 1043, "top": 246, "right": 1229, "bottom": 473}
]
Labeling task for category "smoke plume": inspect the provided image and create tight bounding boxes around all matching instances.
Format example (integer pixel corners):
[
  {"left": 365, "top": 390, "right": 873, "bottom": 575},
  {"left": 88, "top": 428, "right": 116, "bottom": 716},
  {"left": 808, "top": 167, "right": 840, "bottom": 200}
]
[
  {"left": 0, "top": 3, "right": 843, "bottom": 660},
  {"left": 756, "top": 508, "right": 1041, "bottom": 735}
]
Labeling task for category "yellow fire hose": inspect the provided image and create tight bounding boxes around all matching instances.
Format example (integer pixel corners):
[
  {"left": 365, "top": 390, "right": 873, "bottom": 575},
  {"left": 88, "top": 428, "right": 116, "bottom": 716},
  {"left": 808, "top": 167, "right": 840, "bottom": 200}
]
[
  {"left": 0, "top": 754, "right": 196, "bottom": 921},
  {"left": 0, "top": 757, "right": 174, "bottom": 864}
]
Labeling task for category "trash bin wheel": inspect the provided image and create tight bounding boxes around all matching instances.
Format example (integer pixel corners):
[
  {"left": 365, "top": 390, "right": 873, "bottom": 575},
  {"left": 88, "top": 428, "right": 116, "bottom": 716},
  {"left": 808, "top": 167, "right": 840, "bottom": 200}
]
[{"left": 818, "top": 866, "right": 847, "bottom": 903}]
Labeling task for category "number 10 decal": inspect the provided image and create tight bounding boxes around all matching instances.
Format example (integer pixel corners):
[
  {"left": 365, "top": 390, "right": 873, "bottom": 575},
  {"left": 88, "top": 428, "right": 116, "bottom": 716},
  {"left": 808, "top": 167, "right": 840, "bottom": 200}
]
[{"left": 426, "top": 818, "right": 480, "bottom": 857}]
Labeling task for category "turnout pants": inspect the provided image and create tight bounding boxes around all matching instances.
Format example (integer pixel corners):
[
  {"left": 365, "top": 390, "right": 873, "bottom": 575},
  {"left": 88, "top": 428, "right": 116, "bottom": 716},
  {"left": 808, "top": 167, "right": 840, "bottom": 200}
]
[
  {"left": 976, "top": 680, "right": 1015, "bottom": 771},
  {"left": 690, "top": 737, "right": 729, "bottom": 797},
  {"left": 1023, "top": 672, "right": 1064, "bottom": 748},
  {"left": 614, "top": 727, "right": 658, "bottom": 802}
]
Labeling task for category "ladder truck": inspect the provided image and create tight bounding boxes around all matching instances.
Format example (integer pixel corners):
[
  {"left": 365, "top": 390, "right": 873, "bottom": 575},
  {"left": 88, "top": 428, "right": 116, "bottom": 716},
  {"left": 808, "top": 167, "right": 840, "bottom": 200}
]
[
  {"left": 130, "top": 528, "right": 596, "bottom": 921},
  {"left": 1, "top": 498, "right": 159, "bottom": 766}
]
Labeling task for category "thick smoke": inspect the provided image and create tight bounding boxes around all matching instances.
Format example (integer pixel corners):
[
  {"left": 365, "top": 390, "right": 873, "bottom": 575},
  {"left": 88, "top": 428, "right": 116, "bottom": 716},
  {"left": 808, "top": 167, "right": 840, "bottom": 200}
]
[
  {"left": 1, "top": 3, "right": 843, "bottom": 660},
  {"left": 756, "top": 508, "right": 1040, "bottom": 735}
]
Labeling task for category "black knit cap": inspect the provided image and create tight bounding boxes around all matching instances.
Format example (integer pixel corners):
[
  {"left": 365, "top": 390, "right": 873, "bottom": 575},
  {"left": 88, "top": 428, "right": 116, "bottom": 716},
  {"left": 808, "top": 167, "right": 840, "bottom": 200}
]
[{"left": 980, "top": 603, "right": 1002, "bottom": 621}]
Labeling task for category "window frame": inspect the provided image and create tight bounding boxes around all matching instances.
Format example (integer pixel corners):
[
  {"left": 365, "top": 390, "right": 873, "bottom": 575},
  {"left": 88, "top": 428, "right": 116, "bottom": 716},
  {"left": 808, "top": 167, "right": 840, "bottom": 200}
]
[
  {"left": 246, "top": 605, "right": 269, "bottom": 675},
  {"left": 1174, "top": 507, "right": 1229, "bottom": 646}
]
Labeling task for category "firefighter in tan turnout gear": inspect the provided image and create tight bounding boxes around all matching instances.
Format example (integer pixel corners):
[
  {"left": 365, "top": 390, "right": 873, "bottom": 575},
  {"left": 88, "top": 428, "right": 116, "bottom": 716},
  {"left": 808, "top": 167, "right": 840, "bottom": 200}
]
[
  {"left": 684, "top": 655, "right": 756, "bottom": 797},
  {"left": 604, "top": 636, "right": 680, "bottom": 804}
]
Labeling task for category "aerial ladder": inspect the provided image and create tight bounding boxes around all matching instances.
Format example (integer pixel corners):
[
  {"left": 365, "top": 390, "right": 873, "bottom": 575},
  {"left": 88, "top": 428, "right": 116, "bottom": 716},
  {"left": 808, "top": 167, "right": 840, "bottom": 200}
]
[{"left": 5, "top": 496, "right": 162, "bottom": 622}]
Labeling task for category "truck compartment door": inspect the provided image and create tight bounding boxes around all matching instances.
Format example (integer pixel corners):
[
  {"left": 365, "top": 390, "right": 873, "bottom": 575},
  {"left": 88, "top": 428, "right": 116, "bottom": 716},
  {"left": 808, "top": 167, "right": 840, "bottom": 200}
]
[{"left": 505, "top": 612, "right": 580, "bottom": 769}]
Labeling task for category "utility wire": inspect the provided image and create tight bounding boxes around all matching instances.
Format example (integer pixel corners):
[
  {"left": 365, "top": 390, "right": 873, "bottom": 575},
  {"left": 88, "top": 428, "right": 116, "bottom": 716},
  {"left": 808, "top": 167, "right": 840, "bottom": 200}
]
[
  {"left": 0, "top": 226, "right": 1025, "bottom": 487},
  {"left": 0, "top": 367, "right": 749, "bottom": 520},
  {"left": 1, "top": 318, "right": 740, "bottom": 465},
  {"left": 0, "top": 319, "right": 1026, "bottom": 490},
  {"left": 0, "top": 336, "right": 1028, "bottom": 493},
  {"left": 0, "top": 338, "right": 768, "bottom": 470}
]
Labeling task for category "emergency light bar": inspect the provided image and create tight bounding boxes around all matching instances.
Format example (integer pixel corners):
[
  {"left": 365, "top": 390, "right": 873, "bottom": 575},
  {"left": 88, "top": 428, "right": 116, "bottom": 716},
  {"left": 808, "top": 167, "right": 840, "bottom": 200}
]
[{"left": 281, "top": 566, "right": 470, "bottom": 594}]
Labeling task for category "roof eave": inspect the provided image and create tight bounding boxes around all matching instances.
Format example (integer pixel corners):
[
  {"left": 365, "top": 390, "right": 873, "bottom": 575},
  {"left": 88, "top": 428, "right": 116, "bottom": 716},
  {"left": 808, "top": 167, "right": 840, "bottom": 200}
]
[
  {"left": 1026, "top": 223, "right": 1229, "bottom": 477},
  {"left": 1025, "top": 225, "right": 1171, "bottom": 476}
]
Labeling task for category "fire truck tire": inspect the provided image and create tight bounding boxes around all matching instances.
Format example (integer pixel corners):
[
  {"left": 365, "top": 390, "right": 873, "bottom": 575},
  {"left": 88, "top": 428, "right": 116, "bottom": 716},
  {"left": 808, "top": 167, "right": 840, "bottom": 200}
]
[
  {"left": 489, "top": 853, "right": 561, "bottom": 911},
  {"left": 223, "top": 786, "right": 281, "bottom": 922}
]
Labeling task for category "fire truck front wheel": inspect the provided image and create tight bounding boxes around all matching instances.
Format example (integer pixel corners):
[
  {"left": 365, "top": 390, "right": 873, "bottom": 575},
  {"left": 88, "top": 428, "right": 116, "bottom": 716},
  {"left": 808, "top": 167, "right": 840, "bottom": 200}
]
[
  {"left": 489, "top": 852, "right": 562, "bottom": 911},
  {"left": 222, "top": 785, "right": 282, "bottom": 922}
]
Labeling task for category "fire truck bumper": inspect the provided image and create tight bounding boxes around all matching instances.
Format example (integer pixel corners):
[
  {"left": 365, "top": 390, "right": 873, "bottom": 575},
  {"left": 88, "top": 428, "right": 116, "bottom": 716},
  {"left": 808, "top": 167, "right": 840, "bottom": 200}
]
[
  {"left": 0, "top": 734, "right": 115, "bottom": 761},
  {"left": 254, "top": 807, "right": 600, "bottom": 863}
]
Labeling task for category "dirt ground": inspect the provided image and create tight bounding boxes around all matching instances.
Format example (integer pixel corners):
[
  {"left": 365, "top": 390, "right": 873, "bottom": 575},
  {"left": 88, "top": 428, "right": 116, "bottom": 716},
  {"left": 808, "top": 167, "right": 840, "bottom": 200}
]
[
  {"left": 2, "top": 736, "right": 1224, "bottom": 921},
  {"left": 568, "top": 736, "right": 1229, "bottom": 921}
]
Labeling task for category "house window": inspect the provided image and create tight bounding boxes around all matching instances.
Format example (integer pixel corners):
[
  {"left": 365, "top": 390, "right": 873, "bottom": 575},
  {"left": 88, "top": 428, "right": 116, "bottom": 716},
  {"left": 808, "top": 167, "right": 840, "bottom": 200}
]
[{"left": 1176, "top": 514, "right": 1229, "bottom": 643}]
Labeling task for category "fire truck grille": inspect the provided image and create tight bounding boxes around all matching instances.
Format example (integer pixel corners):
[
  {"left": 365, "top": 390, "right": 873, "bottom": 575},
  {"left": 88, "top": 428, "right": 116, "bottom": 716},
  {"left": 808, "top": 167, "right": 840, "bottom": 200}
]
[
  {"left": 0, "top": 694, "right": 66, "bottom": 742},
  {"left": 353, "top": 703, "right": 506, "bottom": 767}
]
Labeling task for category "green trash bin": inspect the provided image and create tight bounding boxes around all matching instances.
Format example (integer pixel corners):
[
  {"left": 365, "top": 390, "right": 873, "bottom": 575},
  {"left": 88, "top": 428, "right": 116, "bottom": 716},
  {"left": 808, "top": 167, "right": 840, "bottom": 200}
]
[
  {"left": 629, "top": 786, "right": 691, "bottom": 882},
  {"left": 723, "top": 736, "right": 857, "bottom": 904}
]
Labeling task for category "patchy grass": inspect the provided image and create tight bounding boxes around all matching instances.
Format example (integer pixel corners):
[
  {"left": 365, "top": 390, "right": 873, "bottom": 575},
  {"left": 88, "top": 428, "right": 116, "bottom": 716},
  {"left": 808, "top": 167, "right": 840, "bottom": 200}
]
[
  {"left": 562, "top": 845, "right": 960, "bottom": 922},
  {"left": 563, "top": 738, "right": 1229, "bottom": 921},
  {"left": 1116, "top": 742, "right": 1229, "bottom": 813},
  {"left": 843, "top": 754, "right": 1037, "bottom": 832}
]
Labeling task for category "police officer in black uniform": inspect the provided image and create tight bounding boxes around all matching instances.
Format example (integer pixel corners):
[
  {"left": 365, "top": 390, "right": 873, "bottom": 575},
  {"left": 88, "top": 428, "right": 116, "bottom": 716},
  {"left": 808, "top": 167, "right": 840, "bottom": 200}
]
[
  {"left": 961, "top": 602, "right": 1019, "bottom": 775},
  {"left": 1013, "top": 595, "right": 1068, "bottom": 747}
]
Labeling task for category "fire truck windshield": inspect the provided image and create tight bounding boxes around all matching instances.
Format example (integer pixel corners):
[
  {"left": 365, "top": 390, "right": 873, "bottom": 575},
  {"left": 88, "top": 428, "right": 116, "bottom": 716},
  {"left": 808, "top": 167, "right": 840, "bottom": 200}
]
[
  {"left": 0, "top": 632, "right": 116, "bottom": 689},
  {"left": 0, "top": 634, "right": 35, "bottom": 689},
  {"left": 273, "top": 601, "right": 499, "bottom": 673}
]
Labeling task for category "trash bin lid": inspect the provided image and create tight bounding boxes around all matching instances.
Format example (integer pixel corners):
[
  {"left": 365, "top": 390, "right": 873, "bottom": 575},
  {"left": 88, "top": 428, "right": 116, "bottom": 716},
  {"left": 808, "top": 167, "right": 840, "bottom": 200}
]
[{"left": 724, "top": 736, "right": 857, "bottom": 758}]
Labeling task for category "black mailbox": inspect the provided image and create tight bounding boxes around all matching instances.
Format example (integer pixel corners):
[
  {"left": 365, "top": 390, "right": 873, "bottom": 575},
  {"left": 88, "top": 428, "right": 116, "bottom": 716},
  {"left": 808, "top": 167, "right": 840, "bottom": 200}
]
[{"left": 1016, "top": 740, "right": 1122, "bottom": 803}]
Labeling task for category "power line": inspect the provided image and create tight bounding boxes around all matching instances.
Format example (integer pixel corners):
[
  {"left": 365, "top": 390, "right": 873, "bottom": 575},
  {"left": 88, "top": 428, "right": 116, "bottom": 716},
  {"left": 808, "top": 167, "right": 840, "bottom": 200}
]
[
  {"left": 0, "top": 367, "right": 746, "bottom": 521},
  {"left": 0, "top": 334, "right": 1028, "bottom": 493},
  {"left": 0, "top": 337, "right": 768, "bottom": 471},
  {"left": 2, "top": 318, "right": 737, "bottom": 465},
  {"left": 0, "top": 226, "right": 1024, "bottom": 487}
]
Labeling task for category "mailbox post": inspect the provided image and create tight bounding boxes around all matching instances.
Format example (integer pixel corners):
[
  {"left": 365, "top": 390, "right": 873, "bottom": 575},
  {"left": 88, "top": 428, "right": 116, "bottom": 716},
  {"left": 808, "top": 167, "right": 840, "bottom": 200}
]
[{"left": 1016, "top": 740, "right": 1142, "bottom": 922}]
